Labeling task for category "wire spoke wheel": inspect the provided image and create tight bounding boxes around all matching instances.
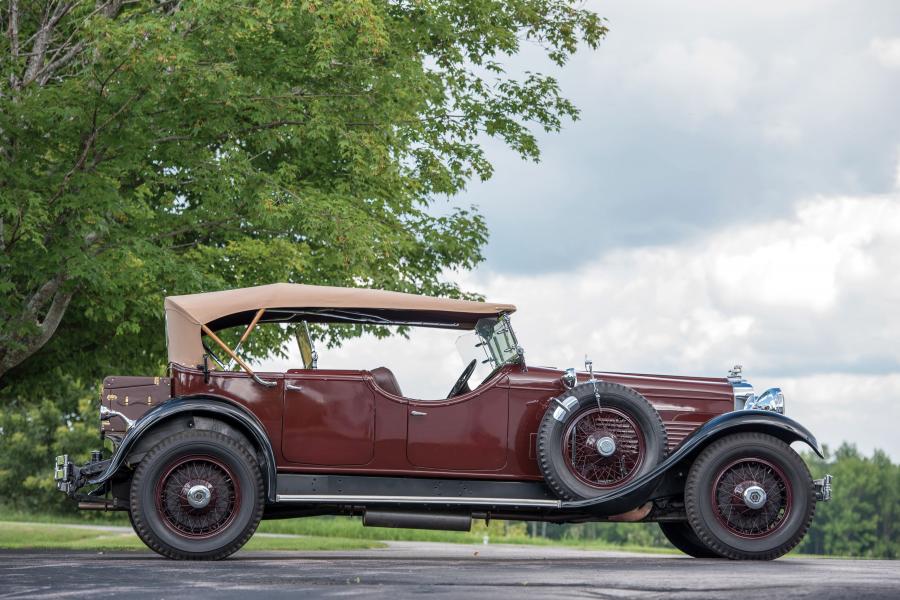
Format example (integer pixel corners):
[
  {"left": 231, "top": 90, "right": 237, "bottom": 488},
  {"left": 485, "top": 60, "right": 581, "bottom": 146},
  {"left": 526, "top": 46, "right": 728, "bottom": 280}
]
[
  {"left": 711, "top": 457, "right": 792, "bottom": 539},
  {"left": 685, "top": 433, "right": 816, "bottom": 560},
  {"left": 562, "top": 406, "right": 645, "bottom": 489},
  {"left": 154, "top": 455, "right": 241, "bottom": 539},
  {"left": 131, "top": 430, "right": 264, "bottom": 560},
  {"left": 538, "top": 382, "right": 665, "bottom": 501}
]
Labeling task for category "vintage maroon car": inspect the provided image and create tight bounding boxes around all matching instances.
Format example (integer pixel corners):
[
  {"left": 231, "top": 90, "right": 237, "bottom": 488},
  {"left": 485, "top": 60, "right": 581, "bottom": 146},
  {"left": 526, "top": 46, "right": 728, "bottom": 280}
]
[{"left": 55, "top": 283, "right": 832, "bottom": 560}]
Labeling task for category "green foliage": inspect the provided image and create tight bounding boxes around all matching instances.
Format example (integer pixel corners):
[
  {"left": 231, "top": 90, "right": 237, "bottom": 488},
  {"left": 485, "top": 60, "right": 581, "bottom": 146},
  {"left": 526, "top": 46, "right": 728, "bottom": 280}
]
[
  {"left": 0, "top": 382, "right": 107, "bottom": 514},
  {"left": 556, "top": 521, "right": 667, "bottom": 548},
  {"left": 0, "top": 0, "right": 607, "bottom": 391},
  {"left": 0, "top": 0, "right": 603, "bottom": 516},
  {"left": 798, "top": 444, "right": 899, "bottom": 558}
]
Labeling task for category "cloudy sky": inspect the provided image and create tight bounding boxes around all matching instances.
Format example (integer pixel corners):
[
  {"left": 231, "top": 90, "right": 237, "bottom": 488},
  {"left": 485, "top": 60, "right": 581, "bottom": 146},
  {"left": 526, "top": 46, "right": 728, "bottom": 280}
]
[{"left": 269, "top": 1, "right": 900, "bottom": 459}]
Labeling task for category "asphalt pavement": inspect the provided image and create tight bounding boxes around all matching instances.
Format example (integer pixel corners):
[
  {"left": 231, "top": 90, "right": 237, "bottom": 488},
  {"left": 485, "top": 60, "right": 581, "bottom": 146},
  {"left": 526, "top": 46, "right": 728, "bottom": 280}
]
[{"left": 1, "top": 542, "right": 897, "bottom": 599}]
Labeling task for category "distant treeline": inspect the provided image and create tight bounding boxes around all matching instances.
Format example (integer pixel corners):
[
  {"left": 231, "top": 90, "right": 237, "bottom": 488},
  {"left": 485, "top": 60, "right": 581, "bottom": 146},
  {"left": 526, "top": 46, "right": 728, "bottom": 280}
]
[
  {"left": 797, "top": 444, "right": 897, "bottom": 558},
  {"left": 528, "top": 444, "right": 899, "bottom": 559}
]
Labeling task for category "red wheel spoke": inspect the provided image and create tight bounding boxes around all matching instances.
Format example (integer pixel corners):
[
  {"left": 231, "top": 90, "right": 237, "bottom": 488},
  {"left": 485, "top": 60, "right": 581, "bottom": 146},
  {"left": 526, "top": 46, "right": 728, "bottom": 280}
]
[
  {"left": 155, "top": 455, "right": 240, "bottom": 540},
  {"left": 711, "top": 458, "right": 792, "bottom": 540},
  {"left": 562, "top": 407, "right": 645, "bottom": 489}
]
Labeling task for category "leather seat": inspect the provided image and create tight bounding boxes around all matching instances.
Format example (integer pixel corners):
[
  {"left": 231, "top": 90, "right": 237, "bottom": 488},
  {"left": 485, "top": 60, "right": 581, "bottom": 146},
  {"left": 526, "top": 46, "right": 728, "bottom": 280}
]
[{"left": 371, "top": 367, "right": 402, "bottom": 397}]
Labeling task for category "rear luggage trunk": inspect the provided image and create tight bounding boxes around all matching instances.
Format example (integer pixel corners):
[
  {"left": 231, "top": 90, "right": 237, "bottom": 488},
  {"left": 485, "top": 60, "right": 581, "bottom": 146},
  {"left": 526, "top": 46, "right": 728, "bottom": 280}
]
[{"left": 101, "top": 375, "right": 171, "bottom": 441}]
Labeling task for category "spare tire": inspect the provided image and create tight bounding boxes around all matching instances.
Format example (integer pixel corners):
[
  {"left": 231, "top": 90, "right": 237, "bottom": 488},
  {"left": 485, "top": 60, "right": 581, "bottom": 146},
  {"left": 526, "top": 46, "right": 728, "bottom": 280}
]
[{"left": 537, "top": 381, "right": 667, "bottom": 500}]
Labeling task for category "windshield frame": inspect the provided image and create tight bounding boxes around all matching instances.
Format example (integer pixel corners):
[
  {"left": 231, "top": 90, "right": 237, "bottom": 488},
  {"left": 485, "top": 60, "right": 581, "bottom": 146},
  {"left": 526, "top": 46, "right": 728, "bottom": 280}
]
[{"left": 473, "top": 313, "right": 524, "bottom": 370}]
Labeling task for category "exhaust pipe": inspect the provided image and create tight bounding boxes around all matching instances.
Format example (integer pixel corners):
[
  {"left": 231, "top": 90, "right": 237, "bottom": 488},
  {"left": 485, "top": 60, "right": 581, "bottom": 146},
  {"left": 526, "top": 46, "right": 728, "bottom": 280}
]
[
  {"left": 77, "top": 497, "right": 127, "bottom": 511},
  {"left": 363, "top": 510, "right": 472, "bottom": 532},
  {"left": 78, "top": 500, "right": 116, "bottom": 511}
]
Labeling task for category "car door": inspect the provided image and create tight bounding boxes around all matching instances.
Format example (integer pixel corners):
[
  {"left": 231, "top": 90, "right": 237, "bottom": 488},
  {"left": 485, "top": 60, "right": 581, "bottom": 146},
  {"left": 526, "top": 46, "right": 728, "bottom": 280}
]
[
  {"left": 406, "top": 374, "right": 509, "bottom": 471},
  {"left": 281, "top": 370, "right": 375, "bottom": 466}
]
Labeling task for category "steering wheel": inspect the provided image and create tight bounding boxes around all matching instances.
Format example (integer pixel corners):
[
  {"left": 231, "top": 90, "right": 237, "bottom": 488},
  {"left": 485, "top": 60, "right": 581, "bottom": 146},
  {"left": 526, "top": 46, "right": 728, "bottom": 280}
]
[{"left": 447, "top": 359, "right": 478, "bottom": 398}]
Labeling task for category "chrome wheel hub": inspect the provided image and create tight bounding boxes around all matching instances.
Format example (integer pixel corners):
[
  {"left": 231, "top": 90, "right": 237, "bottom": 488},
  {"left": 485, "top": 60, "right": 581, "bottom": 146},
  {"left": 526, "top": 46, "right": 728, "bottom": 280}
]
[
  {"left": 595, "top": 436, "right": 616, "bottom": 457},
  {"left": 741, "top": 484, "right": 767, "bottom": 509},
  {"left": 186, "top": 483, "right": 212, "bottom": 509}
]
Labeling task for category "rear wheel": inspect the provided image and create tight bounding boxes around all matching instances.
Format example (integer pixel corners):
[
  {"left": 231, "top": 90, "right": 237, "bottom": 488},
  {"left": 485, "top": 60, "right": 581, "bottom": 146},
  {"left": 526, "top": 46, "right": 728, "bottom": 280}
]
[
  {"left": 658, "top": 522, "right": 721, "bottom": 558},
  {"left": 685, "top": 432, "right": 815, "bottom": 560},
  {"left": 129, "top": 429, "right": 264, "bottom": 560},
  {"left": 537, "top": 382, "right": 667, "bottom": 500}
]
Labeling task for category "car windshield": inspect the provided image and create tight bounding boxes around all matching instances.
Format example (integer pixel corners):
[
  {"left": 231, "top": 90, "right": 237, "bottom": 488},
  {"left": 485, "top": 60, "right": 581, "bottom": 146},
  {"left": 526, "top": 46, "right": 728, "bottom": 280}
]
[{"left": 455, "top": 316, "right": 522, "bottom": 381}]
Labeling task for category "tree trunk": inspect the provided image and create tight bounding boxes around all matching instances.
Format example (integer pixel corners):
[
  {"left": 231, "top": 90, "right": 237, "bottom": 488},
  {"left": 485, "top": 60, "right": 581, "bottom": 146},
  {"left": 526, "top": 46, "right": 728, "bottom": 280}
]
[{"left": 0, "top": 276, "right": 75, "bottom": 380}]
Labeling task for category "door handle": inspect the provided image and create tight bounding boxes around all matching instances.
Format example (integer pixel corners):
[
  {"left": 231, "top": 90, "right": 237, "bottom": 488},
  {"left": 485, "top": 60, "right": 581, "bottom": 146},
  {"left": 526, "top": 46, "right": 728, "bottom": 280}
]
[
  {"left": 410, "top": 410, "right": 428, "bottom": 417},
  {"left": 285, "top": 383, "right": 303, "bottom": 392}
]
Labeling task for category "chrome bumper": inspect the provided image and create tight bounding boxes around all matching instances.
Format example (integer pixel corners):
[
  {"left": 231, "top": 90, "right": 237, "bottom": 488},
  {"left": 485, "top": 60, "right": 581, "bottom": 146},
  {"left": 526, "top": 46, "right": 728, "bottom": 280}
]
[
  {"left": 54, "top": 453, "right": 108, "bottom": 497},
  {"left": 814, "top": 474, "right": 833, "bottom": 502}
]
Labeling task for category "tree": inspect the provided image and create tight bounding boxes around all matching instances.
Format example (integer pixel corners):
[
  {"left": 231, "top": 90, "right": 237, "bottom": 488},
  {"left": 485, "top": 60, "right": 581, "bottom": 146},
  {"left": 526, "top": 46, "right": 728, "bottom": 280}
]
[
  {"left": 0, "top": 0, "right": 607, "bottom": 391},
  {"left": 799, "top": 444, "right": 899, "bottom": 558}
]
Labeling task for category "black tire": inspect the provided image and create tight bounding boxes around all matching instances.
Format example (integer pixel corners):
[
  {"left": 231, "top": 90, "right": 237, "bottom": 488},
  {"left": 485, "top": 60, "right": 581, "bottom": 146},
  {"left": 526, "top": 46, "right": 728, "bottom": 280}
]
[
  {"left": 130, "top": 429, "right": 264, "bottom": 560},
  {"left": 537, "top": 381, "right": 667, "bottom": 500},
  {"left": 658, "top": 522, "right": 722, "bottom": 558},
  {"left": 685, "top": 432, "right": 815, "bottom": 560}
]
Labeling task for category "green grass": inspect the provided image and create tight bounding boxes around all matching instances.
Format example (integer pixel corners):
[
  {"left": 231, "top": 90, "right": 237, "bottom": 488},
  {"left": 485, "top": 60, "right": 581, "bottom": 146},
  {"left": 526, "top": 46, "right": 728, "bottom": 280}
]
[
  {"left": 0, "top": 521, "right": 382, "bottom": 552},
  {"left": 0, "top": 513, "right": 674, "bottom": 554},
  {"left": 0, "top": 508, "right": 130, "bottom": 525},
  {"left": 0, "top": 508, "right": 676, "bottom": 554},
  {"left": 0, "top": 510, "right": 873, "bottom": 559}
]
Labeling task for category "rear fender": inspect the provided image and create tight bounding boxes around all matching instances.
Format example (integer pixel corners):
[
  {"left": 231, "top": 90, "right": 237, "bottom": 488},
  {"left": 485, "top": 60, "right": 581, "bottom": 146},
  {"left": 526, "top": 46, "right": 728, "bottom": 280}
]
[{"left": 88, "top": 396, "right": 277, "bottom": 502}]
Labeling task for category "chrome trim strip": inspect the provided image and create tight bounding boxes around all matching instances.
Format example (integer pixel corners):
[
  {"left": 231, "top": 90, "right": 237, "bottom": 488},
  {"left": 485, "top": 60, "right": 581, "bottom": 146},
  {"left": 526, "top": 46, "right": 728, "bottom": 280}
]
[{"left": 275, "top": 494, "right": 562, "bottom": 508}]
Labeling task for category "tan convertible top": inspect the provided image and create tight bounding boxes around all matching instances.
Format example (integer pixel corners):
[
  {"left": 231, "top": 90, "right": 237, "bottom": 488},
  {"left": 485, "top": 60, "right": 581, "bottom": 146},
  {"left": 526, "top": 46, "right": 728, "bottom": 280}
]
[{"left": 165, "top": 283, "right": 516, "bottom": 367}]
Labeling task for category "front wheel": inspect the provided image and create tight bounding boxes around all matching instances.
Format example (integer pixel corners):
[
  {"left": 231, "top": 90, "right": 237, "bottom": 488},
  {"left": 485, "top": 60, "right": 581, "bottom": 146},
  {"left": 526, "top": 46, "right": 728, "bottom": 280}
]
[
  {"left": 685, "top": 432, "right": 815, "bottom": 560},
  {"left": 129, "top": 429, "right": 264, "bottom": 560}
]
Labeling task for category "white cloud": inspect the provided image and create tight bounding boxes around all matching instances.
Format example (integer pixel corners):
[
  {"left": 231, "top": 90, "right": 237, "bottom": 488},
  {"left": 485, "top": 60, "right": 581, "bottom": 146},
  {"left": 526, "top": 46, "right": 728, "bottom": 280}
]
[
  {"left": 262, "top": 191, "right": 900, "bottom": 460},
  {"left": 763, "top": 121, "right": 802, "bottom": 144},
  {"left": 629, "top": 37, "right": 756, "bottom": 118},
  {"left": 471, "top": 195, "right": 900, "bottom": 371},
  {"left": 896, "top": 147, "right": 900, "bottom": 189},
  {"left": 768, "top": 373, "right": 900, "bottom": 459},
  {"left": 870, "top": 37, "right": 900, "bottom": 69},
  {"left": 456, "top": 1, "right": 900, "bottom": 272}
]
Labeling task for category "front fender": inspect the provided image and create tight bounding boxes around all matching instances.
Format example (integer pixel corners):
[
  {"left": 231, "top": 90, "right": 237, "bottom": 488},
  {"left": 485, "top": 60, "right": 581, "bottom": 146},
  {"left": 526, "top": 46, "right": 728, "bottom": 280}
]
[
  {"left": 561, "top": 410, "right": 822, "bottom": 512},
  {"left": 89, "top": 397, "right": 278, "bottom": 502},
  {"left": 675, "top": 410, "right": 823, "bottom": 458}
]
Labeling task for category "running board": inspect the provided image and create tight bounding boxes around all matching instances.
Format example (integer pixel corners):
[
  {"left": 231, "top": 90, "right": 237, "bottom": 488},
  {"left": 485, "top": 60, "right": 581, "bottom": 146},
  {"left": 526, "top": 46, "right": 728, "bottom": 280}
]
[
  {"left": 275, "top": 494, "right": 561, "bottom": 508},
  {"left": 274, "top": 473, "right": 561, "bottom": 508}
]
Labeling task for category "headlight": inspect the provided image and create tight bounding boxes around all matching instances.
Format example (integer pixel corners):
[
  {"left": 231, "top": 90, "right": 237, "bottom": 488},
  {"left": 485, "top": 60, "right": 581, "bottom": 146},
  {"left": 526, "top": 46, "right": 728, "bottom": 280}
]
[
  {"left": 745, "top": 387, "right": 785, "bottom": 414},
  {"left": 561, "top": 367, "right": 577, "bottom": 389}
]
